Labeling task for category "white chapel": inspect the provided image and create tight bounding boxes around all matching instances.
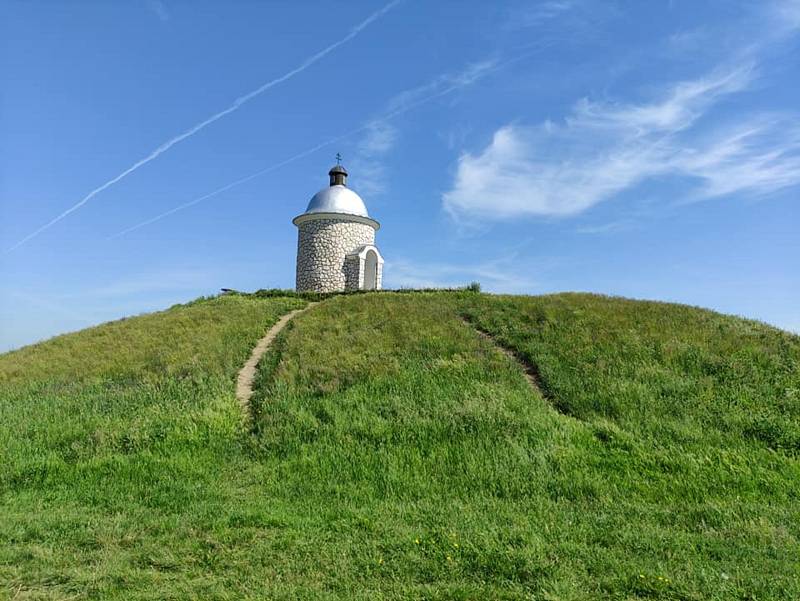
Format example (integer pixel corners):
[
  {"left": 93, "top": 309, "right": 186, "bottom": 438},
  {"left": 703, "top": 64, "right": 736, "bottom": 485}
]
[{"left": 293, "top": 161, "right": 384, "bottom": 293}]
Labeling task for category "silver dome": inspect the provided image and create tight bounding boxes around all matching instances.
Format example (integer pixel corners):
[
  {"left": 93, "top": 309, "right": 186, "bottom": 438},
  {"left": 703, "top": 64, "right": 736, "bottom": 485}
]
[{"left": 304, "top": 184, "right": 369, "bottom": 217}]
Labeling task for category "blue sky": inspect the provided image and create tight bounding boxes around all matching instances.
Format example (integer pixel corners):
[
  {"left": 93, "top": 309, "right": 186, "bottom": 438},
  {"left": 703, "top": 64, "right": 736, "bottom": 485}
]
[{"left": 1, "top": 0, "right": 799, "bottom": 351}]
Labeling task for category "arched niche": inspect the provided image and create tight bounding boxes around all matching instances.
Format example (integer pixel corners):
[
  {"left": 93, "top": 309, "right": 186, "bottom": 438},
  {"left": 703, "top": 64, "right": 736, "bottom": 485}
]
[{"left": 364, "top": 249, "right": 379, "bottom": 290}]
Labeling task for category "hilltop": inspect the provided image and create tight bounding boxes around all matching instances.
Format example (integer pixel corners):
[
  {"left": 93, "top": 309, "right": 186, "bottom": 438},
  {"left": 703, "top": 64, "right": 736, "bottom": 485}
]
[{"left": 1, "top": 292, "right": 798, "bottom": 600}]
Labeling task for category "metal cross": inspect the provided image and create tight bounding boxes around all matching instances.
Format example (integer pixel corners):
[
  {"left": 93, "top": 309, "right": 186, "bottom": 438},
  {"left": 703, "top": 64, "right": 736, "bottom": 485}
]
[{"left": 335, "top": 152, "right": 342, "bottom": 165}]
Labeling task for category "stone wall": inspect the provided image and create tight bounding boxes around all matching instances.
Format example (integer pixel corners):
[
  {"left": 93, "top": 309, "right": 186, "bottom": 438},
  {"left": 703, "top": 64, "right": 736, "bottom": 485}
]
[
  {"left": 295, "top": 217, "right": 376, "bottom": 292},
  {"left": 343, "top": 254, "right": 362, "bottom": 291}
]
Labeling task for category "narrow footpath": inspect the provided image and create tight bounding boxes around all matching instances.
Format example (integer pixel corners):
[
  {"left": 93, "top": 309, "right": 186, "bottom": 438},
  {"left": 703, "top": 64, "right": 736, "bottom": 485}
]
[
  {"left": 462, "top": 316, "right": 554, "bottom": 402},
  {"left": 236, "top": 303, "right": 315, "bottom": 419}
]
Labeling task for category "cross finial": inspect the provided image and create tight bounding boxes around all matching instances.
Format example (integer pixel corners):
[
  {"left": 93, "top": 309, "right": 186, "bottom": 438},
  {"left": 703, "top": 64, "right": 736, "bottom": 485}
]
[{"left": 335, "top": 152, "right": 342, "bottom": 165}]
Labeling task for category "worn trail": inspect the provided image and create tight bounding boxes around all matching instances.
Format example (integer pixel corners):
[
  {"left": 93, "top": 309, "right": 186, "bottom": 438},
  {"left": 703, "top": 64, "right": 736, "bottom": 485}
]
[
  {"left": 236, "top": 304, "right": 314, "bottom": 418},
  {"left": 465, "top": 317, "right": 579, "bottom": 419},
  {"left": 462, "top": 316, "right": 566, "bottom": 410}
]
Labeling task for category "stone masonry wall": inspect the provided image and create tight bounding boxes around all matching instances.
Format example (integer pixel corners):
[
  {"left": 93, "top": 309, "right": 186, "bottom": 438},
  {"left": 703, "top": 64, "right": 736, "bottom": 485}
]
[
  {"left": 296, "top": 217, "right": 375, "bottom": 292},
  {"left": 343, "top": 254, "right": 362, "bottom": 291}
]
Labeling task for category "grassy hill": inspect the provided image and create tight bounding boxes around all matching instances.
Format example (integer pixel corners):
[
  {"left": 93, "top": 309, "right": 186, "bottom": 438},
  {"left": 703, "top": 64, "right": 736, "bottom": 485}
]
[{"left": 1, "top": 292, "right": 798, "bottom": 600}]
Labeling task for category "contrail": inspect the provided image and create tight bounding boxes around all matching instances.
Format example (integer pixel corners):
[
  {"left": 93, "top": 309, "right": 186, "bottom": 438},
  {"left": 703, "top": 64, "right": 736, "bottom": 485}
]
[
  {"left": 109, "top": 86, "right": 470, "bottom": 239},
  {"left": 4, "top": 0, "right": 401, "bottom": 254},
  {"left": 109, "top": 49, "right": 545, "bottom": 238},
  {"left": 108, "top": 137, "right": 350, "bottom": 239}
]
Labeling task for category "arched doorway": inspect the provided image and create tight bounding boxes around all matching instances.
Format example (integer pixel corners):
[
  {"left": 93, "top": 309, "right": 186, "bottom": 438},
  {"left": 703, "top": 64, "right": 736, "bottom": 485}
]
[{"left": 363, "top": 250, "right": 378, "bottom": 290}]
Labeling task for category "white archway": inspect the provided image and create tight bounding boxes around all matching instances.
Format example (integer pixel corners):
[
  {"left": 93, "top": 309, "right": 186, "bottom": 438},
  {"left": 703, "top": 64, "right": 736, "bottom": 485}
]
[
  {"left": 364, "top": 250, "right": 378, "bottom": 290},
  {"left": 345, "top": 244, "right": 384, "bottom": 291}
]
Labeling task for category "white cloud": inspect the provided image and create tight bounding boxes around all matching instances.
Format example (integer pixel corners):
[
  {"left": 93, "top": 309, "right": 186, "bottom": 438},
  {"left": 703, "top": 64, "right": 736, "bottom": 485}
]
[
  {"left": 570, "top": 64, "right": 753, "bottom": 133},
  {"left": 678, "top": 118, "right": 800, "bottom": 200},
  {"left": 443, "top": 63, "right": 800, "bottom": 220}
]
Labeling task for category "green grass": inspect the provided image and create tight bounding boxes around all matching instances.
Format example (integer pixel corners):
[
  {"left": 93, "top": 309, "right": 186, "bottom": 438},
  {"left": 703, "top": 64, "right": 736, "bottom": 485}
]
[
  {"left": 1, "top": 292, "right": 798, "bottom": 599},
  {"left": 0, "top": 294, "right": 307, "bottom": 599}
]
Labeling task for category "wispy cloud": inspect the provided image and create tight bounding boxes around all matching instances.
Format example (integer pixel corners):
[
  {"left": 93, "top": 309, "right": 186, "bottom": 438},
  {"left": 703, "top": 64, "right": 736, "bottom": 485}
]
[
  {"left": 383, "top": 59, "right": 498, "bottom": 115},
  {"left": 443, "top": 61, "right": 800, "bottom": 220},
  {"left": 357, "top": 121, "right": 398, "bottom": 156},
  {"left": 146, "top": 0, "right": 169, "bottom": 22},
  {"left": 5, "top": 0, "right": 401, "bottom": 253},
  {"left": 678, "top": 117, "right": 800, "bottom": 200},
  {"left": 349, "top": 122, "right": 399, "bottom": 196},
  {"left": 510, "top": 0, "right": 579, "bottom": 26},
  {"left": 668, "top": 1, "right": 800, "bottom": 57},
  {"left": 766, "top": 0, "right": 800, "bottom": 35},
  {"left": 667, "top": 28, "right": 709, "bottom": 54},
  {"left": 571, "top": 64, "right": 753, "bottom": 132},
  {"left": 503, "top": 0, "right": 618, "bottom": 44},
  {"left": 575, "top": 220, "right": 636, "bottom": 235},
  {"left": 347, "top": 59, "right": 500, "bottom": 195}
]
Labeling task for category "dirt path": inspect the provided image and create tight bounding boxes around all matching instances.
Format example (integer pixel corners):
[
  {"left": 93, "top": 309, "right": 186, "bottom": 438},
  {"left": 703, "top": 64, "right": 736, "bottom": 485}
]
[
  {"left": 463, "top": 316, "right": 578, "bottom": 418},
  {"left": 236, "top": 304, "right": 315, "bottom": 418},
  {"left": 462, "top": 316, "right": 551, "bottom": 399}
]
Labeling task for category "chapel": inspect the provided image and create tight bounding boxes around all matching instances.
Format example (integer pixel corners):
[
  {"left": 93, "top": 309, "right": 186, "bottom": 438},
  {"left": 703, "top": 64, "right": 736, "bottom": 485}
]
[{"left": 293, "top": 161, "right": 384, "bottom": 292}]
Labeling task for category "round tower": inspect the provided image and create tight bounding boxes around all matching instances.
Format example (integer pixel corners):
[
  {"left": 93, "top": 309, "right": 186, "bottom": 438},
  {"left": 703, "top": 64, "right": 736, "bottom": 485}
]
[{"left": 293, "top": 162, "right": 384, "bottom": 293}]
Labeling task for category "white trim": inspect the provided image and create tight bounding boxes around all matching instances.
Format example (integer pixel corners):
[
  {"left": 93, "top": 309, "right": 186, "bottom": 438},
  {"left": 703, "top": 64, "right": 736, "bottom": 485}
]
[
  {"left": 292, "top": 212, "right": 380, "bottom": 231},
  {"left": 347, "top": 244, "right": 384, "bottom": 290},
  {"left": 349, "top": 244, "right": 384, "bottom": 263}
]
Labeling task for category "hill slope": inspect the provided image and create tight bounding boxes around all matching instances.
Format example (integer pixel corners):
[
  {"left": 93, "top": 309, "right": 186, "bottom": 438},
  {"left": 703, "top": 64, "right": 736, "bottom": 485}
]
[{"left": 1, "top": 292, "right": 798, "bottom": 600}]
